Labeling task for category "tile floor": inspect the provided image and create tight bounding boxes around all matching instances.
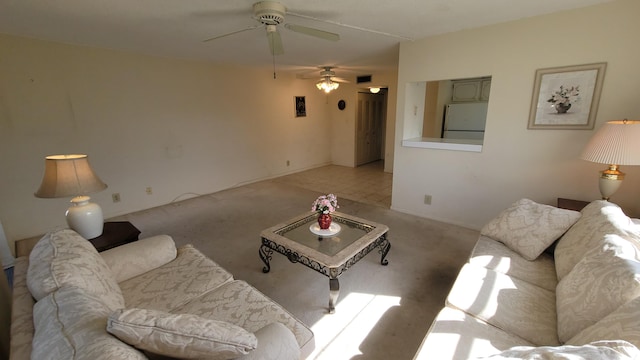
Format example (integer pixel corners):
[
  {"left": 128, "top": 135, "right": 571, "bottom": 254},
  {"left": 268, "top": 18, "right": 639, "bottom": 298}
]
[{"left": 273, "top": 160, "right": 392, "bottom": 208}]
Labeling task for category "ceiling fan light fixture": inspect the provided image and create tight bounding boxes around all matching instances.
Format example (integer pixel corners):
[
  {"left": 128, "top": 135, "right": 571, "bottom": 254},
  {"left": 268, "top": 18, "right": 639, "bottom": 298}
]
[{"left": 316, "top": 79, "right": 339, "bottom": 93}]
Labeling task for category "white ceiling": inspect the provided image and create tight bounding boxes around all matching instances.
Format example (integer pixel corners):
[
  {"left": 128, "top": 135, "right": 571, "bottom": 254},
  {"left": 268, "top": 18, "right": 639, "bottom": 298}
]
[{"left": 0, "top": 0, "right": 613, "bottom": 77}]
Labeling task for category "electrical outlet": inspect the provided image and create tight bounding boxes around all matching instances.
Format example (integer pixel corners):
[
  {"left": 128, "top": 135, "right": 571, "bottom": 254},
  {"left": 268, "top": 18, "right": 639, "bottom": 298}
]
[
  {"left": 112, "top": 193, "right": 121, "bottom": 203},
  {"left": 146, "top": 187, "right": 153, "bottom": 195},
  {"left": 424, "top": 194, "right": 432, "bottom": 205},
  {"left": 286, "top": 160, "right": 290, "bottom": 166}
]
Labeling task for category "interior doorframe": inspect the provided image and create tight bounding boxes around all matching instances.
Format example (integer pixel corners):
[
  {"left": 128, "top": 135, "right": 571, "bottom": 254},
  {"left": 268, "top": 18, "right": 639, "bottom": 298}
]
[{"left": 354, "top": 89, "right": 388, "bottom": 167}]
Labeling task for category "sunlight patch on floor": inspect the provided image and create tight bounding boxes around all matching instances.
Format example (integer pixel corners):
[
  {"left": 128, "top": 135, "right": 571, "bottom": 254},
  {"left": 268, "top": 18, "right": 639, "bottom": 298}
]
[{"left": 306, "top": 292, "right": 401, "bottom": 360}]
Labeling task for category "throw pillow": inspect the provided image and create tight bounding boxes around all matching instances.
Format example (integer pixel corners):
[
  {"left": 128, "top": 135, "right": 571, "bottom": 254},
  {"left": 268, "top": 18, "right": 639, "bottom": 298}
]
[
  {"left": 480, "top": 199, "right": 581, "bottom": 260},
  {"left": 556, "top": 235, "right": 640, "bottom": 343},
  {"left": 27, "top": 229, "right": 125, "bottom": 310},
  {"left": 484, "top": 340, "right": 639, "bottom": 360},
  {"left": 554, "top": 200, "right": 640, "bottom": 280},
  {"left": 107, "top": 308, "right": 257, "bottom": 359}
]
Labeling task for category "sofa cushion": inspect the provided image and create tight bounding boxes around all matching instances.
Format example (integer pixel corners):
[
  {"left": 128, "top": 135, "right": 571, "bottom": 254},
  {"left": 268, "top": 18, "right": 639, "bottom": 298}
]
[
  {"left": 171, "top": 280, "right": 314, "bottom": 358},
  {"left": 413, "top": 307, "right": 535, "bottom": 360},
  {"left": 556, "top": 234, "right": 640, "bottom": 343},
  {"left": 568, "top": 296, "right": 640, "bottom": 349},
  {"left": 32, "top": 286, "right": 145, "bottom": 360},
  {"left": 480, "top": 199, "right": 580, "bottom": 261},
  {"left": 107, "top": 308, "right": 257, "bottom": 359},
  {"left": 119, "top": 244, "right": 233, "bottom": 311},
  {"left": 469, "top": 236, "right": 558, "bottom": 291},
  {"left": 446, "top": 263, "right": 559, "bottom": 345},
  {"left": 27, "top": 229, "right": 124, "bottom": 310},
  {"left": 554, "top": 200, "right": 640, "bottom": 280},
  {"left": 484, "top": 340, "right": 639, "bottom": 360}
]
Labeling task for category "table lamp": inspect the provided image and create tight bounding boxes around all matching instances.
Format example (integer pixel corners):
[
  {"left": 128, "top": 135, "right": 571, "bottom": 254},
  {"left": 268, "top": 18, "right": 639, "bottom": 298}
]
[
  {"left": 34, "top": 154, "right": 108, "bottom": 239},
  {"left": 580, "top": 120, "right": 640, "bottom": 200}
]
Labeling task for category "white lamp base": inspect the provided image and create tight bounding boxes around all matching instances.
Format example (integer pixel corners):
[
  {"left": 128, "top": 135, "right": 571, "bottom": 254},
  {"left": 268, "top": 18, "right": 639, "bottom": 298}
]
[
  {"left": 65, "top": 196, "right": 104, "bottom": 239},
  {"left": 599, "top": 177, "right": 623, "bottom": 201}
]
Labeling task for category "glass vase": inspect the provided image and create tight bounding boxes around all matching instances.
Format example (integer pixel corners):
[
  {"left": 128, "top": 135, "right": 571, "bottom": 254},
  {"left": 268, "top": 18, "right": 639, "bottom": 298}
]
[{"left": 318, "top": 213, "right": 332, "bottom": 230}]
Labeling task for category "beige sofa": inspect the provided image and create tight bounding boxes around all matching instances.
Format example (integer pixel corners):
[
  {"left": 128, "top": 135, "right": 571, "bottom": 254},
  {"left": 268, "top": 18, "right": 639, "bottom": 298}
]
[
  {"left": 10, "top": 229, "right": 314, "bottom": 359},
  {"left": 414, "top": 199, "right": 640, "bottom": 359}
]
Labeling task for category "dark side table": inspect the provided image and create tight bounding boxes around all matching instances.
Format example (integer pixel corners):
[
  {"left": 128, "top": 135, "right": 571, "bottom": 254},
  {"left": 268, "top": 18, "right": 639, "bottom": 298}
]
[
  {"left": 557, "top": 198, "right": 590, "bottom": 212},
  {"left": 15, "top": 221, "right": 141, "bottom": 257},
  {"left": 89, "top": 221, "right": 141, "bottom": 252}
]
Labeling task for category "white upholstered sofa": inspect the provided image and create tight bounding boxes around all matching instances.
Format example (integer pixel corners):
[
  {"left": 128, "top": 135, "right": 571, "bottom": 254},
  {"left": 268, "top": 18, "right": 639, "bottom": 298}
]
[
  {"left": 414, "top": 199, "right": 640, "bottom": 359},
  {"left": 10, "top": 229, "right": 314, "bottom": 359}
]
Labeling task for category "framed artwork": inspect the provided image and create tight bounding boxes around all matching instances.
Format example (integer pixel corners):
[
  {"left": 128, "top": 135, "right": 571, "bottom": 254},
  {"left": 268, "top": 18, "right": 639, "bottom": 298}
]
[
  {"left": 528, "top": 62, "right": 606, "bottom": 129},
  {"left": 295, "top": 96, "right": 306, "bottom": 117}
]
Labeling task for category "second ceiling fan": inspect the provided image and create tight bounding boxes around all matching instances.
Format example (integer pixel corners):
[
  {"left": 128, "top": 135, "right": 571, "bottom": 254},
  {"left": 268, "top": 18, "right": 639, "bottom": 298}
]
[
  {"left": 203, "top": 1, "right": 340, "bottom": 56},
  {"left": 315, "top": 66, "right": 349, "bottom": 93}
]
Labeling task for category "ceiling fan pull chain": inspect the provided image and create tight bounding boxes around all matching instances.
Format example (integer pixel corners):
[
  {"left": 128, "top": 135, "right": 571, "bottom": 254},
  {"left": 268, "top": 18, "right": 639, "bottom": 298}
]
[{"left": 272, "top": 53, "right": 277, "bottom": 79}]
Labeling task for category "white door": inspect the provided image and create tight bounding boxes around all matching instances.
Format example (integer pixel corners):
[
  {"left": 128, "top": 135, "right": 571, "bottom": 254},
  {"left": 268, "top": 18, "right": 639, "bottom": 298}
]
[{"left": 356, "top": 92, "right": 385, "bottom": 166}]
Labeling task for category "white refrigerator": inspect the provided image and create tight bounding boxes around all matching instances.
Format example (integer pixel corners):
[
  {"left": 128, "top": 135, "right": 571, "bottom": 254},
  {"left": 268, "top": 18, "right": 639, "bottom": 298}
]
[{"left": 442, "top": 103, "right": 488, "bottom": 140}]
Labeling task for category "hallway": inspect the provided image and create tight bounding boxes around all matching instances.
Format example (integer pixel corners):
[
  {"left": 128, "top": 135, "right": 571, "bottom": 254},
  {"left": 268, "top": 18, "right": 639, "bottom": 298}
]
[{"left": 273, "top": 161, "right": 392, "bottom": 208}]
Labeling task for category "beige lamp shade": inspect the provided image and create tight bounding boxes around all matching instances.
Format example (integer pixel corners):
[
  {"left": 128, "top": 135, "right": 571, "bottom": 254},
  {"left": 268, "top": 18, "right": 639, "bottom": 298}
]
[
  {"left": 580, "top": 120, "right": 640, "bottom": 165},
  {"left": 35, "top": 154, "right": 107, "bottom": 239},
  {"left": 35, "top": 154, "right": 107, "bottom": 198},
  {"left": 580, "top": 120, "right": 640, "bottom": 200}
]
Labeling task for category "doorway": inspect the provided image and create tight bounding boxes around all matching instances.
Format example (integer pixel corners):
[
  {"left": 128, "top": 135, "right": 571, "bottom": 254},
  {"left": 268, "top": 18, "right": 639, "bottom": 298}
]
[{"left": 356, "top": 91, "right": 387, "bottom": 166}]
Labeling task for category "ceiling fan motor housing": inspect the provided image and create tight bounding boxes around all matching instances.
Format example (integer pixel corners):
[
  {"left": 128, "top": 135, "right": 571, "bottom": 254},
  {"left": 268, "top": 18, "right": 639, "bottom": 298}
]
[
  {"left": 320, "top": 68, "right": 336, "bottom": 77},
  {"left": 253, "top": 1, "right": 286, "bottom": 25}
]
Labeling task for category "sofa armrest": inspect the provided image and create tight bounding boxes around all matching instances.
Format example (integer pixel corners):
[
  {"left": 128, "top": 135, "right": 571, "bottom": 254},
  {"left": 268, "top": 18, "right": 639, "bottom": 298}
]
[
  {"left": 9, "top": 257, "right": 34, "bottom": 360},
  {"left": 238, "top": 323, "right": 301, "bottom": 360},
  {"left": 100, "top": 235, "right": 177, "bottom": 283}
]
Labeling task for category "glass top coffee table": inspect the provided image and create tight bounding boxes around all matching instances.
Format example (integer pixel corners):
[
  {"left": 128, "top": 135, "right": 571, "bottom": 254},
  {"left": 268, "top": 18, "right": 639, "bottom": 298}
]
[{"left": 259, "top": 211, "right": 390, "bottom": 313}]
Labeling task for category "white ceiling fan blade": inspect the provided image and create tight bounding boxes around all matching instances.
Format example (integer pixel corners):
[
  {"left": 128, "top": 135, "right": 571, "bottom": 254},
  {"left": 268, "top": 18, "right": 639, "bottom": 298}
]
[
  {"left": 202, "top": 25, "right": 260, "bottom": 42},
  {"left": 287, "top": 11, "right": 413, "bottom": 41},
  {"left": 296, "top": 66, "right": 353, "bottom": 82},
  {"left": 331, "top": 76, "right": 350, "bottom": 83},
  {"left": 266, "top": 26, "right": 284, "bottom": 55},
  {"left": 284, "top": 23, "right": 339, "bottom": 42}
]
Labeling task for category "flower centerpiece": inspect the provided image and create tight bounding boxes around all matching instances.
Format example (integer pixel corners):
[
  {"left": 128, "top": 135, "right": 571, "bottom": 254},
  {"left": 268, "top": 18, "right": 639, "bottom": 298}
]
[
  {"left": 547, "top": 85, "right": 580, "bottom": 114},
  {"left": 311, "top": 194, "right": 339, "bottom": 229}
]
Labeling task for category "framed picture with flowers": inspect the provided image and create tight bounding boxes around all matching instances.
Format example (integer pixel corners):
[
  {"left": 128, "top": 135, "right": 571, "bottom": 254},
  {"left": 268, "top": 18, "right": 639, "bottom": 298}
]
[{"left": 528, "top": 62, "right": 606, "bottom": 129}]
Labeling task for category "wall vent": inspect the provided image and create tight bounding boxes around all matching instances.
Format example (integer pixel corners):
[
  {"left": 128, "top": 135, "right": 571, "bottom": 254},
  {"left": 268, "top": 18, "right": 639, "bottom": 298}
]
[{"left": 356, "top": 75, "right": 372, "bottom": 83}]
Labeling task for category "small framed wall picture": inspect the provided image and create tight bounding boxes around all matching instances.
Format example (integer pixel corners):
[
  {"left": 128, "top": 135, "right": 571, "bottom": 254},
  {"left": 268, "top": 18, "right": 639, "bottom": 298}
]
[
  {"left": 295, "top": 96, "right": 306, "bottom": 117},
  {"left": 528, "top": 62, "right": 606, "bottom": 130}
]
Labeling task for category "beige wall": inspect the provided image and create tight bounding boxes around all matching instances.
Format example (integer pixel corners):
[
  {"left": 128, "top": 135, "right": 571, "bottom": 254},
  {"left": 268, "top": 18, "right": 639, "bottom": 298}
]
[
  {"left": 0, "top": 34, "right": 399, "bottom": 254},
  {"left": 422, "top": 81, "right": 440, "bottom": 138},
  {"left": 393, "top": 0, "right": 640, "bottom": 229},
  {"left": 0, "top": 34, "right": 339, "bottom": 252},
  {"left": 327, "top": 69, "right": 398, "bottom": 172}
]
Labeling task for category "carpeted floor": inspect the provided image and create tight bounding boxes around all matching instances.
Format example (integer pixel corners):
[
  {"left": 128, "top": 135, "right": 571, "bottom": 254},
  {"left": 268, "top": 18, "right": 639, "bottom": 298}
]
[{"left": 112, "top": 177, "right": 479, "bottom": 360}]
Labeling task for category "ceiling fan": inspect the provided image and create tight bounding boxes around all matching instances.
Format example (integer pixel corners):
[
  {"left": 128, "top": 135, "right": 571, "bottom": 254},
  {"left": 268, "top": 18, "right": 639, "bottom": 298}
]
[
  {"left": 297, "top": 66, "right": 350, "bottom": 81},
  {"left": 202, "top": 1, "right": 340, "bottom": 56}
]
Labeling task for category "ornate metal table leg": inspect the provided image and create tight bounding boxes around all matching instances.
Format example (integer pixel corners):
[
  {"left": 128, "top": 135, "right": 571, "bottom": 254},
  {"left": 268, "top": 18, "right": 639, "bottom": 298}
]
[
  {"left": 378, "top": 236, "right": 391, "bottom": 266},
  {"left": 329, "top": 278, "right": 339, "bottom": 314},
  {"left": 259, "top": 244, "right": 273, "bottom": 273}
]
